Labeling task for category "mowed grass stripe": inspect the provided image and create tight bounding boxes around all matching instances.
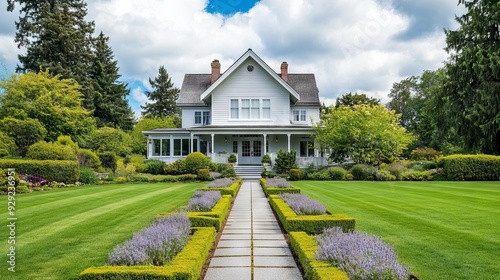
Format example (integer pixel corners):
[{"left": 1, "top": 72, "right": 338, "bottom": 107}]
[
  {"left": 0, "top": 182, "right": 203, "bottom": 280},
  {"left": 293, "top": 181, "right": 500, "bottom": 280}
]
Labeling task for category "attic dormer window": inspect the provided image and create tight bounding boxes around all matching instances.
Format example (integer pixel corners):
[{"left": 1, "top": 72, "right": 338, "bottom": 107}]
[{"left": 247, "top": 65, "right": 254, "bottom": 72}]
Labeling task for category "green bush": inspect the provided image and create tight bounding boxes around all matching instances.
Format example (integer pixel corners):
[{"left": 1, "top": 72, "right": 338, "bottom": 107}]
[
  {"left": 261, "top": 154, "right": 271, "bottom": 164},
  {"left": 79, "top": 167, "right": 98, "bottom": 185},
  {"left": 56, "top": 135, "right": 79, "bottom": 152},
  {"left": 374, "top": 169, "right": 396, "bottom": 181},
  {"left": 197, "top": 169, "right": 211, "bottom": 181},
  {"left": 98, "top": 152, "right": 117, "bottom": 172},
  {"left": 441, "top": 154, "right": 500, "bottom": 181},
  {"left": 184, "top": 152, "right": 211, "bottom": 174},
  {"left": 411, "top": 147, "right": 441, "bottom": 160},
  {"left": 128, "top": 154, "right": 146, "bottom": 172},
  {"left": 0, "top": 159, "right": 79, "bottom": 183},
  {"left": 228, "top": 153, "right": 237, "bottom": 163},
  {"left": 220, "top": 167, "right": 237, "bottom": 178},
  {"left": 16, "top": 185, "right": 30, "bottom": 193},
  {"left": 0, "top": 131, "right": 17, "bottom": 157},
  {"left": 26, "top": 141, "right": 77, "bottom": 160},
  {"left": 409, "top": 160, "right": 437, "bottom": 171},
  {"left": 328, "top": 166, "right": 347, "bottom": 180},
  {"left": 274, "top": 149, "right": 297, "bottom": 174},
  {"left": 261, "top": 169, "right": 276, "bottom": 178},
  {"left": 77, "top": 149, "right": 101, "bottom": 169},
  {"left": 289, "top": 168, "right": 303, "bottom": 181},
  {"left": 164, "top": 159, "right": 186, "bottom": 175},
  {"left": 177, "top": 174, "right": 198, "bottom": 181},
  {"left": 401, "top": 170, "right": 433, "bottom": 181},
  {"left": 115, "top": 176, "right": 127, "bottom": 184},
  {"left": 143, "top": 159, "right": 167, "bottom": 175},
  {"left": 383, "top": 162, "right": 405, "bottom": 180},
  {"left": 350, "top": 164, "right": 378, "bottom": 180},
  {"left": 307, "top": 170, "right": 331, "bottom": 180}
]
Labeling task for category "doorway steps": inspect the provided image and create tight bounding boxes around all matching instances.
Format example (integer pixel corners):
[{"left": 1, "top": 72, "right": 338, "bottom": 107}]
[{"left": 233, "top": 165, "right": 263, "bottom": 180}]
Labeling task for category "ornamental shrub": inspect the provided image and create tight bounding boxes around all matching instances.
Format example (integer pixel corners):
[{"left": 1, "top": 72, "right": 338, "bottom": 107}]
[
  {"left": 79, "top": 167, "right": 98, "bottom": 185},
  {"left": 206, "top": 178, "right": 234, "bottom": 188},
  {"left": 350, "top": 164, "right": 378, "bottom": 180},
  {"left": 164, "top": 159, "right": 186, "bottom": 175},
  {"left": 56, "top": 135, "right": 79, "bottom": 152},
  {"left": 316, "top": 227, "right": 410, "bottom": 280},
  {"left": 266, "top": 177, "right": 291, "bottom": 188},
  {"left": 280, "top": 193, "right": 327, "bottom": 215},
  {"left": 411, "top": 147, "right": 441, "bottom": 161},
  {"left": 185, "top": 190, "right": 222, "bottom": 212},
  {"left": 98, "top": 152, "right": 117, "bottom": 172},
  {"left": 143, "top": 159, "right": 167, "bottom": 175},
  {"left": 0, "top": 131, "right": 17, "bottom": 157},
  {"left": 307, "top": 170, "right": 331, "bottom": 180},
  {"left": 289, "top": 168, "right": 303, "bottom": 181},
  {"left": 26, "top": 141, "right": 77, "bottom": 160},
  {"left": 197, "top": 168, "right": 211, "bottom": 181},
  {"left": 220, "top": 167, "right": 237, "bottom": 178},
  {"left": 401, "top": 170, "right": 433, "bottom": 181},
  {"left": 128, "top": 154, "right": 146, "bottom": 173},
  {"left": 275, "top": 149, "right": 298, "bottom": 174},
  {"left": 77, "top": 149, "right": 101, "bottom": 169},
  {"left": 441, "top": 154, "right": 500, "bottom": 181},
  {"left": 383, "top": 162, "right": 405, "bottom": 180},
  {"left": 261, "top": 154, "right": 271, "bottom": 164},
  {"left": 184, "top": 152, "right": 211, "bottom": 174},
  {"left": 228, "top": 153, "right": 237, "bottom": 163},
  {"left": 0, "top": 159, "right": 78, "bottom": 183},
  {"left": 328, "top": 166, "right": 347, "bottom": 180}
]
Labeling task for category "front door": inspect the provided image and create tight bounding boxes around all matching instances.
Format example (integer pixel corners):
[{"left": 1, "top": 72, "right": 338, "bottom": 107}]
[{"left": 239, "top": 138, "right": 262, "bottom": 165}]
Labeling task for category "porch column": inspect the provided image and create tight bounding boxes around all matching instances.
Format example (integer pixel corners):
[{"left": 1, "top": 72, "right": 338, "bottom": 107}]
[
  {"left": 263, "top": 133, "right": 267, "bottom": 154},
  {"left": 190, "top": 133, "right": 194, "bottom": 153},
  {"left": 211, "top": 133, "right": 215, "bottom": 160},
  {"left": 287, "top": 133, "right": 291, "bottom": 152}
]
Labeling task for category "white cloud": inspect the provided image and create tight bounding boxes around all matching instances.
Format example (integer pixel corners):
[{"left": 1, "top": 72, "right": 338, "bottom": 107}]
[{"left": 131, "top": 87, "right": 149, "bottom": 107}]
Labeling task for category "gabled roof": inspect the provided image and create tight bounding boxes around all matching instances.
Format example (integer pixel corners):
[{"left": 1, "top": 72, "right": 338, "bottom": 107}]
[{"left": 176, "top": 49, "right": 320, "bottom": 107}]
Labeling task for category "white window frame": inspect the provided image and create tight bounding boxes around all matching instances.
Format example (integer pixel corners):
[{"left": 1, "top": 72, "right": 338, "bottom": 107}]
[
  {"left": 229, "top": 98, "right": 271, "bottom": 120},
  {"left": 194, "top": 110, "right": 210, "bottom": 125},
  {"left": 293, "top": 109, "right": 307, "bottom": 122}
]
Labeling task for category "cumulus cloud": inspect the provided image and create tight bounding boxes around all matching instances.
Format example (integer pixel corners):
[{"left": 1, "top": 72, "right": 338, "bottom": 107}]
[{"left": 2, "top": 0, "right": 464, "bottom": 109}]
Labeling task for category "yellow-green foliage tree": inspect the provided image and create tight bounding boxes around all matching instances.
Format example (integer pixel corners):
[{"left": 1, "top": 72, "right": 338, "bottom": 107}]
[
  {"left": 131, "top": 116, "right": 179, "bottom": 154},
  {"left": 87, "top": 127, "right": 133, "bottom": 157},
  {"left": 0, "top": 70, "right": 96, "bottom": 144},
  {"left": 315, "top": 104, "right": 414, "bottom": 165}
]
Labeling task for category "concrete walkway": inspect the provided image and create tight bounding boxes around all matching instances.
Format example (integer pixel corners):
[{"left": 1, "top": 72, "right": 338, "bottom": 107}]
[{"left": 204, "top": 180, "right": 303, "bottom": 280}]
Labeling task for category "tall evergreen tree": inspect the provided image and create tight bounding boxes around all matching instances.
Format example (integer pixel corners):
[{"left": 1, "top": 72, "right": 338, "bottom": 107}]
[
  {"left": 7, "top": 0, "right": 96, "bottom": 110},
  {"left": 444, "top": 0, "right": 500, "bottom": 155},
  {"left": 141, "top": 66, "right": 180, "bottom": 118},
  {"left": 90, "top": 32, "right": 134, "bottom": 131},
  {"left": 335, "top": 92, "right": 380, "bottom": 108}
]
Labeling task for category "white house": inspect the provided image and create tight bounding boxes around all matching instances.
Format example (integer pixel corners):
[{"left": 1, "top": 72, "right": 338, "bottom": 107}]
[{"left": 142, "top": 49, "right": 326, "bottom": 167}]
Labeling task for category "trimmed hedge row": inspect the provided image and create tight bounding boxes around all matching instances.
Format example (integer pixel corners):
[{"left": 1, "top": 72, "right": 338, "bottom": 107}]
[
  {"left": 268, "top": 195, "right": 355, "bottom": 235},
  {"left": 289, "top": 231, "right": 349, "bottom": 280},
  {"left": 260, "top": 178, "right": 301, "bottom": 196},
  {"left": 0, "top": 159, "right": 79, "bottom": 183},
  {"left": 79, "top": 227, "right": 216, "bottom": 280},
  {"left": 441, "top": 154, "right": 500, "bottom": 181},
  {"left": 158, "top": 195, "right": 232, "bottom": 231},
  {"left": 198, "top": 178, "right": 243, "bottom": 196}
]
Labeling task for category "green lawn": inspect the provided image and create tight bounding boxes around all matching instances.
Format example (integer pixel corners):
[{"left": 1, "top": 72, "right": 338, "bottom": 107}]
[
  {"left": 0, "top": 182, "right": 204, "bottom": 280},
  {"left": 292, "top": 181, "right": 500, "bottom": 280}
]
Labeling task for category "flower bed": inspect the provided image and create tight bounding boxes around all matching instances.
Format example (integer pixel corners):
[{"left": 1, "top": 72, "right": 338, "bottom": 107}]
[
  {"left": 268, "top": 194, "right": 355, "bottom": 234},
  {"left": 198, "top": 178, "right": 242, "bottom": 196},
  {"left": 316, "top": 227, "right": 410, "bottom": 280},
  {"left": 185, "top": 190, "right": 222, "bottom": 212},
  {"left": 280, "top": 193, "right": 327, "bottom": 215},
  {"left": 80, "top": 226, "right": 216, "bottom": 280},
  {"left": 109, "top": 214, "right": 190, "bottom": 266},
  {"left": 260, "top": 178, "right": 301, "bottom": 196}
]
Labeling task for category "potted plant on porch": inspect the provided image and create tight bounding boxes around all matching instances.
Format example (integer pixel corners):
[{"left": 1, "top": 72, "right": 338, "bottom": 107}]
[
  {"left": 228, "top": 154, "right": 237, "bottom": 166},
  {"left": 261, "top": 154, "right": 271, "bottom": 168}
]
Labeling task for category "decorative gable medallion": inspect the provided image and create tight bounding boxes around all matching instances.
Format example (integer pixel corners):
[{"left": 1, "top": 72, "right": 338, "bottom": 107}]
[{"left": 247, "top": 65, "right": 254, "bottom": 72}]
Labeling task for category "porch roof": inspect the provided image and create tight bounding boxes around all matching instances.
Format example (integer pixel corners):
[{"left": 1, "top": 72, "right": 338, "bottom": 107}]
[{"left": 142, "top": 125, "right": 315, "bottom": 135}]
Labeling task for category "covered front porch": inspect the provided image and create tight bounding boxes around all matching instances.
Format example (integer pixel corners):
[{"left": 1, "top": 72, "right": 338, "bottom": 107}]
[{"left": 143, "top": 126, "right": 327, "bottom": 168}]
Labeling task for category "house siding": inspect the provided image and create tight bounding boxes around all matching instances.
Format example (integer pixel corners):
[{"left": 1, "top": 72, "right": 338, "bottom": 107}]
[
  {"left": 211, "top": 57, "right": 291, "bottom": 126},
  {"left": 181, "top": 107, "right": 211, "bottom": 128},
  {"left": 290, "top": 105, "right": 320, "bottom": 125}
]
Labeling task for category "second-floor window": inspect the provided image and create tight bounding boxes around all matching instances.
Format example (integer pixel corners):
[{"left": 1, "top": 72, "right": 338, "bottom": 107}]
[
  {"left": 230, "top": 98, "right": 271, "bottom": 120},
  {"left": 293, "top": 110, "right": 307, "bottom": 122},
  {"left": 195, "top": 111, "right": 211, "bottom": 125}
]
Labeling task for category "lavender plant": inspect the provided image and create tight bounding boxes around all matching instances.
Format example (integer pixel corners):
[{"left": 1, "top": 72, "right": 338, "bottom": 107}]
[
  {"left": 206, "top": 178, "right": 234, "bottom": 188},
  {"left": 280, "top": 193, "right": 326, "bottom": 215},
  {"left": 185, "top": 190, "right": 222, "bottom": 212},
  {"left": 108, "top": 214, "right": 191, "bottom": 266},
  {"left": 266, "top": 177, "right": 291, "bottom": 188},
  {"left": 316, "top": 227, "right": 410, "bottom": 280}
]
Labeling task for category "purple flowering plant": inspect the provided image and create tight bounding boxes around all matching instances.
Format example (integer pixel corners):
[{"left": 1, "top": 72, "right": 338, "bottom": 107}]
[
  {"left": 206, "top": 178, "right": 234, "bottom": 188},
  {"left": 20, "top": 174, "right": 48, "bottom": 188},
  {"left": 316, "top": 227, "right": 410, "bottom": 280},
  {"left": 266, "top": 178, "right": 290, "bottom": 188},
  {"left": 280, "top": 193, "right": 327, "bottom": 215},
  {"left": 185, "top": 190, "right": 222, "bottom": 212},
  {"left": 108, "top": 214, "right": 191, "bottom": 266}
]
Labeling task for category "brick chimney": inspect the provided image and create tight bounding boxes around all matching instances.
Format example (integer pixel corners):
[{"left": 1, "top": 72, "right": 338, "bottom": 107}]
[
  {"left": 281, "top": 61, "right": 288, "bottom": 82},
  {"left": 211, "top": 59, "right": 221, "bottom": 84}
]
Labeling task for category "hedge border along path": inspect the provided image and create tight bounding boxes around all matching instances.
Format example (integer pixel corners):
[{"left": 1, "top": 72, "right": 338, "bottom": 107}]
[{"left": 0, "top": 182, "right": 205, "bottom": 280}]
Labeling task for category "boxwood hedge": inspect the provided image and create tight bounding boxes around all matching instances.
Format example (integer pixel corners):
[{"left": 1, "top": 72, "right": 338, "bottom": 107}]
[
  {"left": 0, "top": 159, "right": 78, "bottom": 183},
  {"left": 441, "top": 154, "right": 500, "bottom": 181}
]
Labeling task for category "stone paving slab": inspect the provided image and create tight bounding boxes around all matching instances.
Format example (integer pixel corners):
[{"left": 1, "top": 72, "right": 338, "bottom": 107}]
[
  {"left": 204, "top": 267, "right": 251, "bottom": 280},
  {"left": 209, "top": 256, "right": 251, "bottom": 267},
  {"left": 253, "top": 267, "right": 303, "bottom": 280}
]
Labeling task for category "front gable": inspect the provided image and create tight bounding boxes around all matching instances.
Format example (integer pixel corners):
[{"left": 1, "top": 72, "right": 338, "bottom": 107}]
[{"left": 200, "top": 49, "right": 300, "bottom": 104}]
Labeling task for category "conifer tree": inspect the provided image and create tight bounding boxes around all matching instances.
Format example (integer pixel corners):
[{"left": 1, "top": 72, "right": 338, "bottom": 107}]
[{"left": 141, "top": 66, "right": 180, "bottom": 118}]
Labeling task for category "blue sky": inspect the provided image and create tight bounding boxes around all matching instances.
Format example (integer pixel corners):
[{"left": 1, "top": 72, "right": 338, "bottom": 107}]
[{"left": 0, "top": 0, "right": 465, "bottom": 119}]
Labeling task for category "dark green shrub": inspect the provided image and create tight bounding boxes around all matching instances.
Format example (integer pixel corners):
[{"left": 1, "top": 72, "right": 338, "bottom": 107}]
[
  {"left": 411, "top": 147, "right": 441, "bottom": 160},
  {"left": 77, "top": 149, "right": 101, "bottom": 169},
  {"left": 350, "top": 164, "right": 378, "bottom": 180},
  {"left": 197, "top": 169, "right": 211, "bottom": 181},
  {"left": 261, "top": 154, "right": 271, "bottom": 164},
  {"left": 409, "top": 160, "right": 437, "bottom": 171},
  {"left": 0, "top": 131, "right": 17, "bottom": 157},
  {"left": 143, "top": 159, "right": 167, "bottom": 175},
  {"left": 0, "top": 159, "right": 79, "bottom": 183},
  {"left": 383, "top": 162, "right": 405, "bottom": 180},
  {"left": 214, "top": 163, "right": 231, "bottom": 173},
  {"left": 307, "top": 170, "right": 330, "bottom": 180},
  {"left": 98, "top": 152, "right": 117, "bottom": 172},
  {"left": 221, "top": 167, "right": 237, "bottom": 178},
  {"left": 274, "top": 149, "right": 297, "bottom": 174},
  {"left": 289, "top": 168, "right": 303, "bottom": 181},
  {"left": 79, "top": 167, "right": 98, "bottom": 185},
  {"left": 441, "top": 154, "right": 500, "bottom": 181},
  {"left": 328, "top": 166, "right": 347, "bottom": 180},
  {"left": 401, "top": 170, "right": 433, "bottom": 181},
  {"left": 261, "top": 169, "right": 276, "bottom": 178},
  {"left": 26, "top": 141, "right": 77, "bottom": 160},
  {"left": 228, "top": 153, "right": 237, "bottom": 164},
  {"left": 164, "top": 159, "right": 186, "bottom": 175},
  {"left": 184, "top": 152, "right": 211, "bottom": 174},
  {"left": 374, "top": 169, "right": 395, "bottom": 181}
]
